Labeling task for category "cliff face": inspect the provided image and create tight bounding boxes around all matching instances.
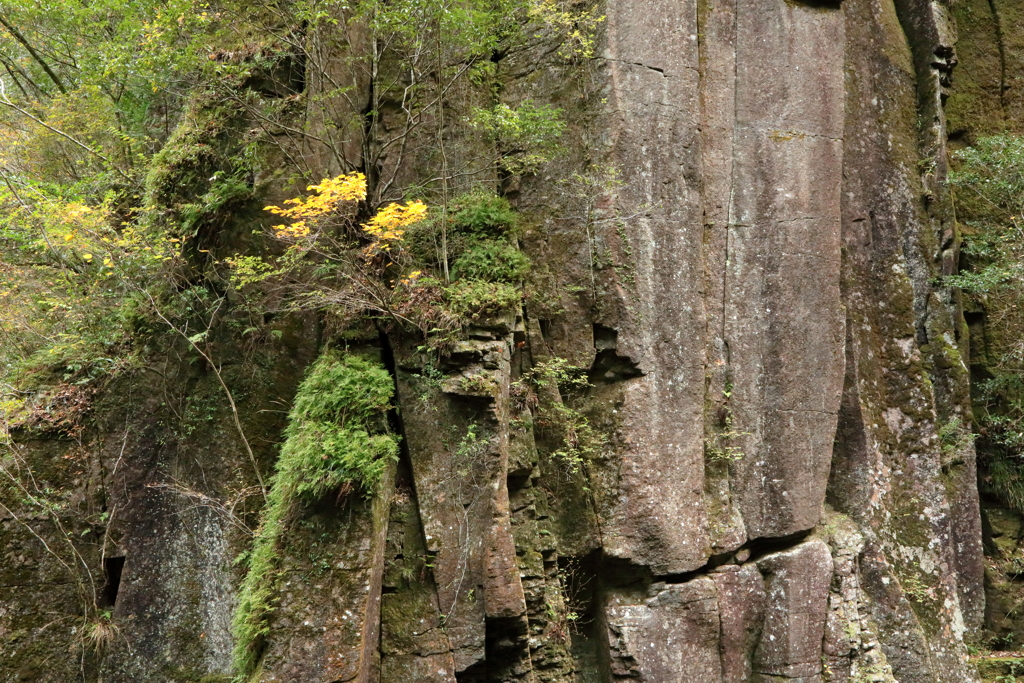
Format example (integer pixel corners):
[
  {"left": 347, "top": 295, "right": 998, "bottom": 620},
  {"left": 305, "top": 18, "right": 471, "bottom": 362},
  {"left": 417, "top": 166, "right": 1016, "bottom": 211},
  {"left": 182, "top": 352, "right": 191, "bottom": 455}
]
[{"left": 0, "top": 0, "right": 1002, "bottom": 682}]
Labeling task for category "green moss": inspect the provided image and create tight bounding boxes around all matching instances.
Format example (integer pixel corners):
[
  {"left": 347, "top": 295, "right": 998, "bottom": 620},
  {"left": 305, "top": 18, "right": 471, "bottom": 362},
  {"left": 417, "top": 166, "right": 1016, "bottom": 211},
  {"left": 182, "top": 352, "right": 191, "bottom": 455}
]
[
  {"left": 230, "top": 351, "right": 400, "bottom": 679},
  {"left": 975, "top": 656, "right": 1024, "bottom": 682},
  {"left": 406, "top": 192, "right": 521, "bottom": 270},
  {"left": 141, "top": 94, "right": 256, "bottom": 253},
  {"left": 144, "top": 98, "right": 241, "bottom": 208},
  {"left": 397, "top": 190, "right": 528, "bottom": 339}
]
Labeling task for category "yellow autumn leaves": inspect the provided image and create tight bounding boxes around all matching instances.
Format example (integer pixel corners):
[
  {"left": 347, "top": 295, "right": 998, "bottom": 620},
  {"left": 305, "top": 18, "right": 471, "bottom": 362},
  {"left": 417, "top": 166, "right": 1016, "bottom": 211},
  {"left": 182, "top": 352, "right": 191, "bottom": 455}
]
[
  {"left": 363, "top": 201, "right": 428, "bottom": 243},
  {"left": 27, "top": 199, "right": 177, "bottom": 277},
  {"left": 263, "top": 173, "right": 367, "bottom": 238},
  {"left": 263, "top": 172, "right": 426, "bottom": 250}
]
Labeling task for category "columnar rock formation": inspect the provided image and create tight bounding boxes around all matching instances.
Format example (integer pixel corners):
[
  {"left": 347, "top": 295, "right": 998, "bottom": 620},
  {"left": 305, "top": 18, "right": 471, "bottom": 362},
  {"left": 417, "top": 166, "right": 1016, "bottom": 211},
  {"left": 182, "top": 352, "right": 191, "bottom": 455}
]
[{"left": 0, "top": 0, "right": 1000, "bottom": 681}]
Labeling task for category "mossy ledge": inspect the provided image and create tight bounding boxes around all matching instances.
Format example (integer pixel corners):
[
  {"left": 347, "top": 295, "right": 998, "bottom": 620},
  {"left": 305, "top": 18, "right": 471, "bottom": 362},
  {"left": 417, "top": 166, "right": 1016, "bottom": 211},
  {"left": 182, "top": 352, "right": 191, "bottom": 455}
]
[{"left": 230, "top": 351, "right": 399, "bottom": 679}]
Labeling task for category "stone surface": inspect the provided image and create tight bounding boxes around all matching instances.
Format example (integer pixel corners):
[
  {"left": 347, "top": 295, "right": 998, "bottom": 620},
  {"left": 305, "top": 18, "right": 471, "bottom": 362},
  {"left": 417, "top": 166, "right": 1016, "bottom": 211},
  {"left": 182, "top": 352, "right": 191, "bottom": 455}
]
[
  {"left": 595, "top": 0, "right": 711, "bottom": 576},
  {"left": 380, "top": 485, "right": 457, "bottom": 683},
  {"left": 258, "top": 472, "right": 393, "bottom": 683},
  {"left": 394, "top": 329, "right": 531, "bottom": 678},
  {"left": 713, "top": 563, "right": 766, "bottom": 683},
  {"left": 753, "top": 540, "right": 833, "bottom": 680},
  {"left": 604, "top": 578, "right": 723, "bottom": 683},
  {"left": 0, "top": 0, "right": 1002, "bottom": 680},
  {"left": 726, "top": 0, "right": 845, "bottom": 541}
]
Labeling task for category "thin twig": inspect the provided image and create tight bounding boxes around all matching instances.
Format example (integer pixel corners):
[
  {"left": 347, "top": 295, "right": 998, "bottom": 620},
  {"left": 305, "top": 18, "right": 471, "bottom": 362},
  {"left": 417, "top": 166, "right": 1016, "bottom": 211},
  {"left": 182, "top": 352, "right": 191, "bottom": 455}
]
[{"left": 140, "top": 291, "right": 268, "bottom": 500}]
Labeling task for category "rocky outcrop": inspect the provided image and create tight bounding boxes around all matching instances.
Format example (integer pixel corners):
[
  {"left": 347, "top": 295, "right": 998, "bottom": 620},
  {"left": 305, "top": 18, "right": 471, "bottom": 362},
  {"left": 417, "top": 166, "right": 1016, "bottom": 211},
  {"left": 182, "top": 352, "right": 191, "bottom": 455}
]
[{"left": 0, "top": 0, "right": 997, "bottom": 681}]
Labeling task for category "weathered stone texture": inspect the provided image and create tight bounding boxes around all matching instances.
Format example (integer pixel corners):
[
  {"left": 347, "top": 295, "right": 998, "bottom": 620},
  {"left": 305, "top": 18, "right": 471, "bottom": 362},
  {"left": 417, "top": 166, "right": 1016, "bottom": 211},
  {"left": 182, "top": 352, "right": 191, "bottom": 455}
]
[
  {"left": 605, "top": 578, "right": 723, "bottom": 682},
  {"left": 101, "top": 492, "right": 235, "bottom": 682},
  {"left": 0, "top": 0, "right": 998, "bottom": 680},
  {"left": 829, "top": 1, "right": 982, "bottom": 680},
  {"left": 600, "top": 539, "right": 834, "bottom": 683},
  {"left": 258, "top": 470, "right": 393, "bottom": 683},
  {"left": 753, "top": 540, "right": 832, "bottom": 680},
  {"left": 727, "top": 0, "right": 845, "bottom": 541},
  {"left": 380, "top": 487, "right": 457, "bottom": 683},
  {"left": 713, "top": 563, "right": 766, "bottom": 683},
  {"left": 394, "top": 326, "right": 532, "bottom": 679},
  {"left": 597, "top": 0, "right": 710, "bottom": 576}
]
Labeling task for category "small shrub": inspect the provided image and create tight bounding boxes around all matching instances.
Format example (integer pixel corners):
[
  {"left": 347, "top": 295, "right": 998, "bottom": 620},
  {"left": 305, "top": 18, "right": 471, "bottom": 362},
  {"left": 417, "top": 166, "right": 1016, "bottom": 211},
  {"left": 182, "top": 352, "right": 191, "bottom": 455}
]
[
  {"left": 938, "top": 416, "right": 974, "bottom": 466},
  {"left": 405, "top": 191, "right": 520, "bottom": 271},
  {"left": 443, "top": 279, "right": 521, "bottom": 320},
  {"left": 469, "top": 102, "right": 565, "bottom": 173},
  {"left": 178, "top": 174, "right": 253, "bottom": 238},
  {"left": 448, "top": 192, "right": 518, "bottom": 237},
  {"left": 900, "top": 572, "right": 931, "bottom": 603},
  {"left": 516, "top": 358, "right": 601, "bottom": 475},
  {"left": 705, "top": 413, "right": 749, "bottom": 464},
  {"left": 451, "top": 240, "right": 531, "bottom": 282},
  {"left": 949, "top": 135, "right": 1024, "bottom": 513}
]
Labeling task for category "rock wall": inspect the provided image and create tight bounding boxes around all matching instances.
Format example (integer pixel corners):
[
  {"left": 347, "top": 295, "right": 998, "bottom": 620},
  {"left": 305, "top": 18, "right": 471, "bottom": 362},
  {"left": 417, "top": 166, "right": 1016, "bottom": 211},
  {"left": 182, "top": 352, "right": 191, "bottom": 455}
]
[{"left": 0, "top": 0, "right": 999, "bottom": 681}]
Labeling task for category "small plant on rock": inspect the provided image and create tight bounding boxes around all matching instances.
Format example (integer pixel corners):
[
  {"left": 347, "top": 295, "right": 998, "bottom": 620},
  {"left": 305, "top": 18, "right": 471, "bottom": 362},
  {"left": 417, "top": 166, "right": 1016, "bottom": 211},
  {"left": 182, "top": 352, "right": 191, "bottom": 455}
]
[{"left": 515, "top": 357, "right": 601, "bottom": 475}]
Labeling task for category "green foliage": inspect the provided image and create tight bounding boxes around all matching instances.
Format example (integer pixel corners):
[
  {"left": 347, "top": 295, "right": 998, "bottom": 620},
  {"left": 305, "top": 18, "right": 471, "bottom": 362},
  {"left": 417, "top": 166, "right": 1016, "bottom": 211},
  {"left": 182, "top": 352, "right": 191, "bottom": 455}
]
[
  {"left": 0, "top": 0, "right": 579, "bottom": 394},
  {"left": 406, "top": 192, "right": 520, "bottom": 267},
  {"left": 142, "top": 96, "right": 256, "bottom": 247},
  {"left": 288, "top": 353, "right": 394, "bottom": 428},
  {"left": 0, "top": 0, "right": 216, "bottom": 184},
  {"left": 414, "top": 191, "right": 516, "bottom": 246},
  {"left": 515, "top": 358, "right": 600, "bottom": 474},
  {"left": 951, "top": 136, "right": 1024, "bottom": 225},
  {"left": 527, "top": 0, "right": 605, "bottom": 60},
  {"left": 451, "top": 241, "right": 531, "bottom": 282},
  {"left": 984, "top": 453, "right": 1024, "bottom": 514},
  {"left": 391, "top": 192, "right": 527, "bottom": 337},
  {"left": 231, "top": 351, "right": 399, "bottom": 678},
  {"left": 899, "top": 571, "right": 931, "bottom": 603},
  {"left": 470, "top": 101, "right": 565, "bottom": 173},
  {"left": 949, "top": 135, "right": 1024, "bottom": 307},
  {"left": 432, "top": 193, "right": 527, "bottom": 321},
  {"left": 442, "top": 279, "right": 521, "bottom": 320},
  {"left": 938, "top": 415, "right": 974, "bottom": 465},
  {"left": 950, "top": 135, "right": 1024, "bottom": 513},
  {"left": 705, "top": 416, "right": 747, "bottom": 464},
  {"left": 0, "top": 0, "right": 573, "bottom": 668},
  {"left": 704, "top": 384, "right": 750, "bottom": 464},
  {"left": 0, "top": 3, "right": 244, "bottom": 391},
  {"left": 449, "top": 192, "right": 519, "bottom": 237},
  {"left": 993, "top": 661, "right": 1024, "bottom": 683},
  {"left": 528, "top": 356, "right": 589, "bottom": 392},
  {"left": 0, "top": 188, "right": 187, "bottom": 388}
]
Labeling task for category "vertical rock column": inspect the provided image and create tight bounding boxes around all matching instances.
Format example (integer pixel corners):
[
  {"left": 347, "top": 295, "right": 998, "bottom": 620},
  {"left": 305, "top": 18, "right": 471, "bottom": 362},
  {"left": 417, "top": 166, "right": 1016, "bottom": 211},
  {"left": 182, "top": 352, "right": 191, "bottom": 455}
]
[
  {"left": 395, "top": 329, "right": 531, "bottom": 679},
  {"left": 726, "top": 0, "right": 846, "bottom": 540},
  {"left": 599, "top": 0, "right": 710, "bottom": 577},
  {"left": 258, "top": 466, "right": 395, "bottom": 683}
]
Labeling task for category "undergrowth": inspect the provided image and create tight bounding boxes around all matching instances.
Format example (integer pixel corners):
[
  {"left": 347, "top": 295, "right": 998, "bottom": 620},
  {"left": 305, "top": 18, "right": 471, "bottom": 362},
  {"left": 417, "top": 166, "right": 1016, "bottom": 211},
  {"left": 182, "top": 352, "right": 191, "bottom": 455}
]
[
  {"left": 405, "top": 191, "right": 529, "bottom": 328},
  {"left": 950, "top": 135, "right": 1024, "bottom": 513},
  {"left": 231, "top": 351, "right": 399, "bottom": 679},
  {"left": 514, "top": 357, "right": 600, "bottom": 475}
]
